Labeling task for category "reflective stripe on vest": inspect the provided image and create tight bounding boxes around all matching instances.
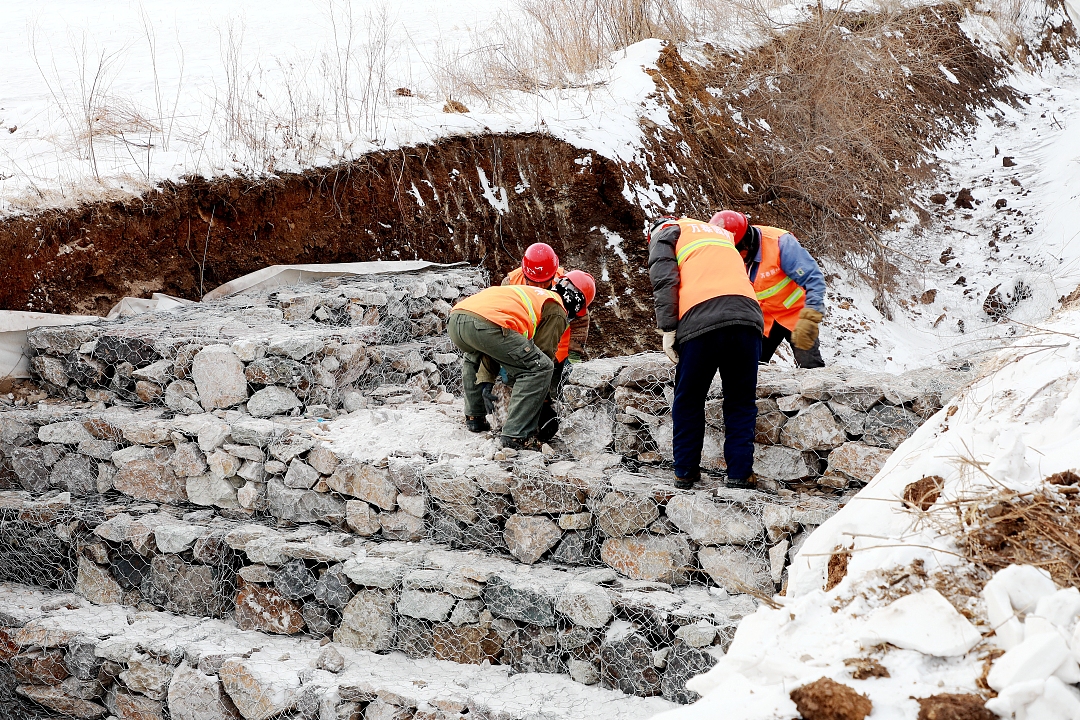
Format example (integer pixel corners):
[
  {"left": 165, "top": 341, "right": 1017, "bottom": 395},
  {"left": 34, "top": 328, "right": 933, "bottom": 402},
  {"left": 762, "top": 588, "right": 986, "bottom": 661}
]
[
  {"left": 752, "top": 226, "right": 806, "bottom": 335},
  {"left": 668, "top": 219, "right": 757, "bottom": 319},
  {"left": 452, "top": 285, "right": 562, "bottom": 339}
]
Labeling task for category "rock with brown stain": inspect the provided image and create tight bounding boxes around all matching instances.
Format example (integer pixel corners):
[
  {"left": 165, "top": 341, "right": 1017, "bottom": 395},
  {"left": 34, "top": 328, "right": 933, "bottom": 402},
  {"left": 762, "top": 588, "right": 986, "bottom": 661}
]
[
  {"left": 790, "top": 677, "right": 872, "bottom": 720},
  {"left": 903, "top": 475, "right": 944, "bottom": 511}
]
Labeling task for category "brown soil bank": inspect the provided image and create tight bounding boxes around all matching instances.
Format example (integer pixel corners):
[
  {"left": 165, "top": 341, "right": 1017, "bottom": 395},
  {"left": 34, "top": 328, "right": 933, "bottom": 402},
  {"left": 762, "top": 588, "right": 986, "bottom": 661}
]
[
  {"left": 0, "top": 135, "right": 653, "bottom": 356},
  {"left": 0, "top": 2, "right": 1039, "bottom": 356}
]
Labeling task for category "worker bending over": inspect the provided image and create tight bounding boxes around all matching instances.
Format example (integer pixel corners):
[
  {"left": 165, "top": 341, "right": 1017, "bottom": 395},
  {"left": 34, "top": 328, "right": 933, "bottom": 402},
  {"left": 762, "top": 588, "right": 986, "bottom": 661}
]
[
  {"left": 648, "top": 216, "right": 764, "bottom": 490},
  {"left": 712, "top": 211, "right": 827, "bottom": 368},
  {"left": 448, "top": 271, "right": 594, "bottom": 450}
]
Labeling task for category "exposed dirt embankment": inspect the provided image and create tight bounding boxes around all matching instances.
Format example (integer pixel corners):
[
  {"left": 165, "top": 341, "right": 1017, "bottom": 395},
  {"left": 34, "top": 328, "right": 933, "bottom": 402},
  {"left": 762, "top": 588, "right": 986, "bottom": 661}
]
[{"left": 0, "top": 135, "right": 651, "bottom": 356}]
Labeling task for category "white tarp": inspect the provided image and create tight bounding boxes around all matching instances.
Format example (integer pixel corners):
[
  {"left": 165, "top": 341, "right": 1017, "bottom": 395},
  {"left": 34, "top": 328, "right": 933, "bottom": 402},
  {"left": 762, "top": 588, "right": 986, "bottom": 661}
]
[
  {"left": 201, "top": 261, "right": 466, "bottom": 300},
  {"left": 0, "top": 311, "right": 100, "bottom": 379},
  {"left": 106, "top": 293, "right": 196, "bottom": 320}
]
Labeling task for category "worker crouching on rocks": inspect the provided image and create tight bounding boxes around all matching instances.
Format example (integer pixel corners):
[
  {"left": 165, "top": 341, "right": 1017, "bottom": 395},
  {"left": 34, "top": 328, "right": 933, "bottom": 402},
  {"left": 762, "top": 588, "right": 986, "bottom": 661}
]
[
  {"left": 449, "top": 271, "right": 594, "bottom": 450},
  {"left": 478, "top": 242, "right": 594, "bottom": 439},
  {"left": 648, "top": 216, "right": 764, "bottom": 490},
  {"left": 712, "top": 211, "right": 827, "bottom": 368}
]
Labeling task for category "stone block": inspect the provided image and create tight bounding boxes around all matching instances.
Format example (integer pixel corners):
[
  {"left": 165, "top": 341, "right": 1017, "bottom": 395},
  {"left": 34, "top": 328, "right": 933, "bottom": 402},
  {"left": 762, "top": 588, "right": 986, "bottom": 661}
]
[
  {"left": 779, "top": 403, "right": 847, "bottom": 451},
  {"left": 432, "top": 624, "right": 502, "bottom": 665},
  {"left": 50, "top": 453, "right": 97, "bottom": 495},
  {"left": 234, "top": 580, "right": 305, "bottom": 634},
  {"left": 398, "top": 590, "right": 456, "bottom": 622},
  {"left": 113, "top": 447, "right": 186, "bottom": 503},
  {"left": 284, "top": 459, "right": 319, "bottom": 489},
  {"left": 12, "top": 648, "right": 69, "bottom": 684},
  {"left": 826, "top": 442, "right": 893, "bottom": 484},
  {"left": 863, "top": 404, "right": 922, "bottom": 448},
  {"left": 753, "top": 444, "right": 817, "bottom": 481},
  {"left": 187, "top": 475, "right": 239, "bottom": 509},
  {"left": 191, "top": 345, "right": 248, "bottom": 410},
  {"left": 149, "top": 554, "right": 227, "bottom": 617},
  {"left": 661, "top": 640, "right": 719, "bottom": 704},
  {"left": 120, "top": 652, "right": 172, "bottom": 701},
  {"left": 345, "top": 500, "right": 381, "bottom": 536},
  {"left": 327, "top": 464, "right": 397, "bottom": 510},
  {"left": 503, "top": 515, "right": 562, "bottom": 564},
  {"left": 15, "top": 685, "right": 107, "bottom": 719},
  {"left": 698, "top": 546, "right": 773, "bottom": 594},
  {"left": 600, "top": 535, "right": 691, "bottom": 584},
  {"left": 595, "top": 491, "right": 658, "bottom": 537},
  {"left": 510, "top": 472, "right": 584, "bottom": 514},
  {"left": 665, "top": 494, "right": 763, "bottom": 545},
  {"left": 425, "top": 470, "right": 478, "bottom": 506},
  {"left": 755, "top": 398, "right": 787, "bottom": 445},
  {"left": 267, "top": 478, "right": 345, "bottom": 524},
  {"left": 219, "top": 656, "right": 301, "bottom": 720},
  {"left": 274, "top": 559, "right": 318, "bottom": 600},
  {"left": 380, "top": 511, "right": 424, "bottom": 542},
  {"left": 599, "top": 632, "right": 660, "bottom": 696},
  {"left": 335, "top": 589, "right": 397, "bottom": 651},
  {"left": 167, "top": 662, "right": 242, "bottom": 720},
  {"left": 554, "top": 581, "right": 612, "bottom": 628},
  {"left": 39, "top": 421, "right": 94, "bottom": 445},
  {"left": 559, "top": 405, "right": 614, "bottom": 459},
  {"left": 248, "top": 386, "right": 302, "bottom": 418},
  {"left": 483, "top": 575, "right": 555, "bottom": 626}
]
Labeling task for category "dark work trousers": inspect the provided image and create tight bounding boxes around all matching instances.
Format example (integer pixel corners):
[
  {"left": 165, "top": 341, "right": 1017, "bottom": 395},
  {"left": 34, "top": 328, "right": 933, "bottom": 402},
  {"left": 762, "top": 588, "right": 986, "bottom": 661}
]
[
  {"left": 672, "top": 325, "right": 761, "bottom": 480},
  {"left": 760, "top": 323, "right": 825, "bottom": 368},
  {"left": 447, "top": 312, "right": 553, "bottom": 439}
]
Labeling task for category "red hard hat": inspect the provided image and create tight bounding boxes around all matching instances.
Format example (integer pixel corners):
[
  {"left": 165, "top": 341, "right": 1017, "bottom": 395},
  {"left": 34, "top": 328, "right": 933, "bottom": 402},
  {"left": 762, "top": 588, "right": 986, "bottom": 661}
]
[
  {"left": 564, "top": 270, "right": 596, "bottom": 308},
  {"left": 522, "top": 243, "right": 559, "bottom": 283},
  {"left": 710, "top": 210, "right": 748, "bottom": 242}
]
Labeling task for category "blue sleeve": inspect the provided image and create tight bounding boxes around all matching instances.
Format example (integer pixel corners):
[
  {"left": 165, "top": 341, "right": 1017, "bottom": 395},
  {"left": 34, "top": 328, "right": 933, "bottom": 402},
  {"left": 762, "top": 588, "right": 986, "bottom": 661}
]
[{"left": 778, "top": 233, "right": 826, "bottom": 311}]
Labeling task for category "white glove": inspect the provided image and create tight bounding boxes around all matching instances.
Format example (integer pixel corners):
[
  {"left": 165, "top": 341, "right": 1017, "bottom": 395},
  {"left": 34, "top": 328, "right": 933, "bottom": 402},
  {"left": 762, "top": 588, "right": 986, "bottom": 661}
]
[{"left": 662, "top": 330, "right": 679, "bottom": 364}]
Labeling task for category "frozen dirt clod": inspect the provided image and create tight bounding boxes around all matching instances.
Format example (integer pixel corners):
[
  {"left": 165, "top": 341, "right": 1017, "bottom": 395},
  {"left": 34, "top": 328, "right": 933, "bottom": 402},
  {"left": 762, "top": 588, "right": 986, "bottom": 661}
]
[
  {"left": 915, "top": 693, "right": 996, "bottom": 720},
  {"left": 790, "top": 677, "right": 872, "bottom": 720}
]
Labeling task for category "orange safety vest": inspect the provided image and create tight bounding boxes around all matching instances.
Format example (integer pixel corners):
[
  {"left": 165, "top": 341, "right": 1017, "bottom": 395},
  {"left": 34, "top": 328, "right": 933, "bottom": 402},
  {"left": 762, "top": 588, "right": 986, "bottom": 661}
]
[
  {"left": 671, "top": 218, "right": 757, "bottom": 319},
  {"left": 502, "top": 266, "right": 571, "bottom": 362},
  {"left": 453, "top": 285, "right": 563, "bottom": 339},
  {"left": 752, "top": 226, "right": 806, "bottom": 335}
]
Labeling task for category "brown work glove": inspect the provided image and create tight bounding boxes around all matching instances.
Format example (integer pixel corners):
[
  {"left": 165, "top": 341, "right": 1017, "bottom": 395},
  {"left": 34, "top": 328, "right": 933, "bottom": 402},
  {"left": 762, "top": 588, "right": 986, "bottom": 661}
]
[{"left": 791, "top": 308, "right": 823, "bottom": 350}]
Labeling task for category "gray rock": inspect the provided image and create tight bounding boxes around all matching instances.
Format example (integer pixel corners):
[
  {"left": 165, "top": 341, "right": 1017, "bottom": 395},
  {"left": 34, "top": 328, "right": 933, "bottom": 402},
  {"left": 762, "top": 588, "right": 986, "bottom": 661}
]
[
  {"left": 27, "top": 324, "right": 99, "bottom": 355},
  {"left": 483, "top": 575, "right": 555, "bottom": 626},
  {"left": 335, "top": 589, "right": 397, "bottom": 652},
  {"left": 863, "top": 404, "right": 922, "bottom": 448},
  {"left": 674, "top": 620, "right": 716, "bottom": 648},
  {"left": 559, "top": 405, "right": 614, "bottom": 459},
  {"left": 449, "top": 598, "right": 483, "bottom": 626},
  {"left": 167, "top": 661, "right": 241, "bottom": 720},
  {"left": 49, "top": 453, "right": 96, "bottom": 495},
  {"left": 274, "top": 559, "right": 318, "bottom": 599},
  {"left": 306, "top": 445, "right": 340, "bottom": 475},
  {"left": 191, "top": 345, "right": 248, "bottom": 409},
  {"left": 224, "top": 443, "right": 265, "bottom": 462},
  {"left": 64, "top": 636, "right": 104, "bottom": 681},
  {"left": 503, "top": 515, "right": 562, "bottom": 564},
  {"left": 314, "top": 564, "right": 354, "bottom": 608},
  {"left": 75, "top": 439, "right": 116, "bottom": 461},
  {"left": 567, "top": 358, "right": 628, "bottom": 389},
  {"left": 753, "top": 444, "right": 817, "bottom": 481},
  {"left": 552, "top": 531, "right": 598, "bottom": 565},
  {"left": 595, "top": 491, "right": 658, "bottom": 537},
  {"left": 229, "top": 419, "right": 278, "bottom": 447},
  {"left": 600, "top": 632, "right": 661, "bottom": 696},
  {"left": 268, "top": 336, "right": 320, "bottom": 360},
  {"left": 247, "top": 386, "right": 302, "bottom": 418},
  {"left": 769, "top": 539, "right": 790, "bottom": 584},
  {"left": 301, "top": 601, "right": 340, "bottom": 636},
  {"left": 133, "top": 359, "right": 174, "bottom": 385},
  {"left": 245, "top": 357, "right": 312, "bottom": 387},
  {"left": 267, "top": 434, "right": 316, "bottom": 463},
  {"left": 170, "top": 442, "right": 208, "bottom": 477},
  {"left": 615, "top": 357, "right": 674, "bottom": 389},
  {"left": 569, "top": 658, "right": 600, "bottom": 685},
  {"left": 600, "top": 534, "right": 691, "bottom": 584},
  {"left": 266, "top": 478, "right": 345, "bottom": 524},
  {"left": 344, "top": 500, "right": 381, "bottom": 536},
  {"left": 825, "top": 441, "right": 893, "bottom": 484},
  {"left": 755, "top": 398, "right": 788, "bottom": 444},
  {"left": 165, "top": 380, "right": 203, "bottom": 415},
  {"left": 341, "top": 556, "right": 405, "bottom": 588},
  {"left": 148, "top": 554, "right": 226, "bottom": 617},
  {"left": 760, "top": 503, "right": 797, "bottom": 543},
  {"left": 316, "top": 646, "right": 345, "bottom": 673},
  {"left": 665, "top": 494, "right": 763, "bottom": 545},
  {"left": 827, "top": 401, "right": 866, "bottom": 437},
  {"left": 828, "top": 384, "right": 885, "bottom": 412},
  {"left": 425, "top": 469, "right": 478, "bottom": 505},
  {"left": 155, "top": 522, "right": 207, "bottom": 553},
  {"left": 555, "top": 581, "right": 612, "bottom": 628},
  {"left": 284, "top": 459, "right": 320, "bottom": 489},
  {"left": 779, "top": 402, "right": 847, "bottom": 451},
  {"left": 380, "top": 510, "right": 424, "bottom": 542},
  {"left": 503, "top": 624, "right": 562, "bottom": 674},
  {"left": 327, "top": 463, "right": 397, "bottom": 510},
  {"left": 398, "top": 590, "right": 455, "bottom": 622},
  {"left": 698, "top": 546, "right": 773, "bottom": 594},
  {"left": 31, "top": 355, "right": 69, "bottom": 386},
  {"left": 661, "top": 640, "right": 719, "bottom": 704},
  {"left": 510, "top": 471, "right": 583, "bottom": 514},
  {"left": 187, "top": 474, "right": 238, "bottom": 508},
  {"left": 10, "top": 446, "right": 53, "bottom": 492},
  {"left": 38, "top": 420, "right": 93, "bottom": 445},
  {"left": 0, "top": 417, "right": 35, "bottom": 446}
]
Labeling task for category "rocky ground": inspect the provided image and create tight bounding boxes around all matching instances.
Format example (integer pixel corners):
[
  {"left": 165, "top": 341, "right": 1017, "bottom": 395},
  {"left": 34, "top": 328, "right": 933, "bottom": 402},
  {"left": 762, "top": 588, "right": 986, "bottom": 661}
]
[{"left": 0, "top": 265, "right": 970, "bottom": 719}]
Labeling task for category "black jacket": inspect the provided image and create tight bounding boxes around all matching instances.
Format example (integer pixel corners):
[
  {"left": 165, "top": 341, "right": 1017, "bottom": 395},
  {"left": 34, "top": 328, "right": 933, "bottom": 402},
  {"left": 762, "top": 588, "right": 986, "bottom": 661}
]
[{"left": 648, "top": 222, "right": 764, "bottom": 344}]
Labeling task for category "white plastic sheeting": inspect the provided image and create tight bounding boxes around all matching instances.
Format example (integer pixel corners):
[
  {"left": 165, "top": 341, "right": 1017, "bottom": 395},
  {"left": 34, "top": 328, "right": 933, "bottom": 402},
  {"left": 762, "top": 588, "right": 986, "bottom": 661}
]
[
  {"left": 0, "top": 311, "right": 100, "bottom": 379},
  {"left": 106, "top": 293, "right": 196, "bottom": 320},
  {"left": 201, "top": 261, "right": 467, "bottom": 300}
]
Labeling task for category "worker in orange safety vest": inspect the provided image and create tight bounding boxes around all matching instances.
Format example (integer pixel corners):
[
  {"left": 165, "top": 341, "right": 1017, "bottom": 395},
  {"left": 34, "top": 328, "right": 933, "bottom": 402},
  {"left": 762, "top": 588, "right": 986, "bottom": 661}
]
[{"left": 712, "top": 211, "right": 827, "bottom": 368}]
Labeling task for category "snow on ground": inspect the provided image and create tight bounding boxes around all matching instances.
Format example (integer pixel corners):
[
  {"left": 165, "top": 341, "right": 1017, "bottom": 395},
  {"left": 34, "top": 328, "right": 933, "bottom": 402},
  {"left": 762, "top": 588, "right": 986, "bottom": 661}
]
[
  {"left": 822, "top": 57, "right": 1080, "bottom": 373},
  {"left": 0, "top": 0, "right": 667, "bottom": 216},
  {"left": 655, "top": 293, "right": 1080, "bottom": 720}
]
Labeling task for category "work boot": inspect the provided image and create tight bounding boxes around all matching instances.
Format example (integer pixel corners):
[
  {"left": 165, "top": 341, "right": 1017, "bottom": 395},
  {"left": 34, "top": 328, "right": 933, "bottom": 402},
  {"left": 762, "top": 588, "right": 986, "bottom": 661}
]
[
  {"left": 673, "top": 467, "right": 701, "bottom": 491},
  {"left": 500, "top": 435, "right": 525, "bottom": 450},
  {"left": 465, "top": 415, "right": 490, "bottom": 433},
  {"left": 480, "top": 383, "right": 497, "bottom": 415},
  {"left": 725, "top": 472, "right": 757, "bottom": 490}
]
